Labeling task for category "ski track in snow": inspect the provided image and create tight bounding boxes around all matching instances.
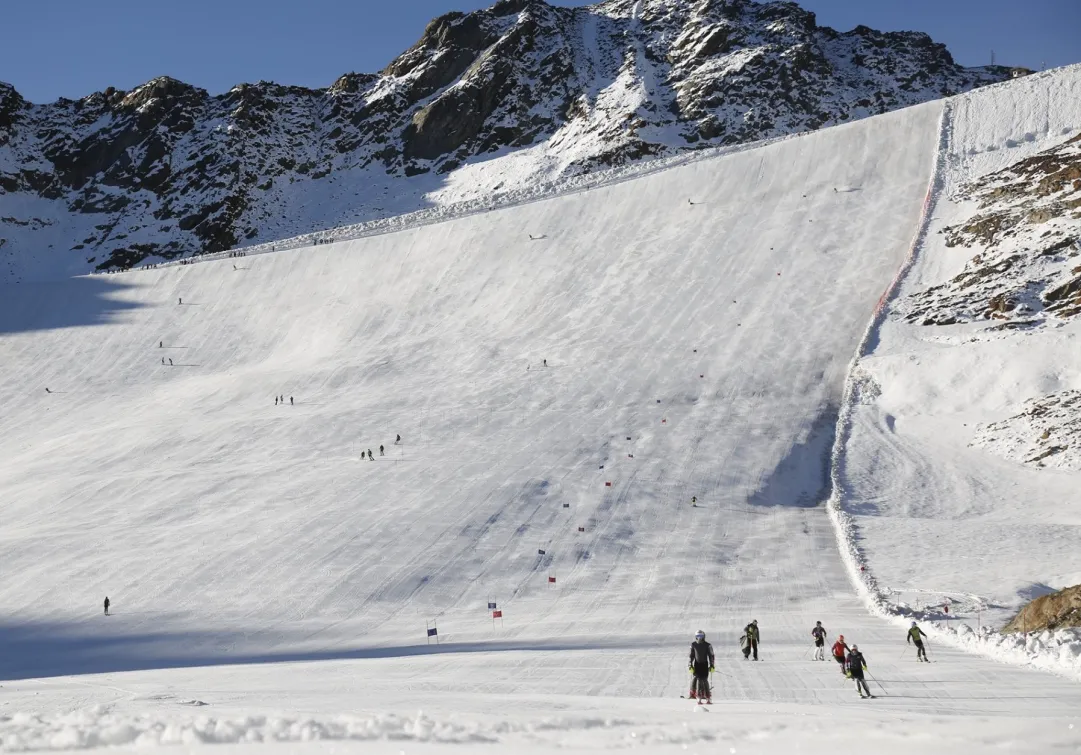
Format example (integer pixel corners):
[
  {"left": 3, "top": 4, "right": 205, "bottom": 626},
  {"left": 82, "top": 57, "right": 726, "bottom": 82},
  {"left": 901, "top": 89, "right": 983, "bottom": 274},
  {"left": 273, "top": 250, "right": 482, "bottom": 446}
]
[{"left": 1, "top": 70, "right": 1081, "bottom": 753}]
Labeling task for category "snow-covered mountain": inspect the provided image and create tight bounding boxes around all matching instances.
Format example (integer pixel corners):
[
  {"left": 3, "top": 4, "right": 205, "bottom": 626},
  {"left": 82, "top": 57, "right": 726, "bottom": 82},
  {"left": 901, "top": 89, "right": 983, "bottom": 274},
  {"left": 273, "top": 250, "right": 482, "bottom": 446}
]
[{"left": 0, "top": 0, "right": 1019, "bottom": 280}]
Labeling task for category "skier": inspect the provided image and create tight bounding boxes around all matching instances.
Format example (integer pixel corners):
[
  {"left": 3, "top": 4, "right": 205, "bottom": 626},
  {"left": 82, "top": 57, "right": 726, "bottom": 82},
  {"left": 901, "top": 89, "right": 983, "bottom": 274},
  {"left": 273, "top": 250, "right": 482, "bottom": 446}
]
[
  {"left": 275, "top": 396, "right": 278, "bottom": 406},
  {"left": 846, "top": 645, "right": 872, "bottom": 697},
  {"left": 45, "top": 387, "right": 51, "bottom": 393},
  {"left": 159, "top": 341, "right": 163, "bottom": 348},
  {"left": 379, "top": 445, "right": 384, "bottom": 456},
  {"left": 832, "top": 635, "right": 850, "bottom": 674},
  {"left": 290, "top": 397, "right": 293, "bottom": 406},
  {"left": 103, "top": 596, "right": 110, "bottom": 616},
  {"left": 395, "top": 434, "right": 401, "bottom": 444},
  {"left": 162, "top": 357, "right": 165, "bottom": 365},
  {"left": 907, "top": 621, "right": 929, "bottom": 661},
  {"left": 178, "top": 297, "right": 182, "bottom": 305},
  {"left": 691, "top": 496, "right": 697, "bottom": 507},
  {"left": 543, "top": 359, "right": 547, "bottom": 368},
  {"left": 687, "top": 629, "right": 715, "bottom": 703},
  {"left": 169, "top": 358, "right": 173, "bottom": 366},
  {"left": 811, "top": 621, "right": 827, "bottom": 661},
  {"left": 367, "top": 449, "right": 374, "bottom": 461},
  {"left": 743, "top": 619, "right": 760, "bottom": 660}
]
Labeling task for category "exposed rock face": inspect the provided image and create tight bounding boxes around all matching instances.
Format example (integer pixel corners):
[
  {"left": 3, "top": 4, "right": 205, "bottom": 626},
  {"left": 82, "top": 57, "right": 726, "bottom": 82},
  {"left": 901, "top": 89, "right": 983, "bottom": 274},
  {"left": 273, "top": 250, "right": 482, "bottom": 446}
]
[
  {"left": 0, "top": 0, "right": 1018, "bottom": 277},
  {"left": 905, "top": 132, "right": 1081, "bottom": 326},
  {"left": 1004, "top": 584, "right": 1081, "bottom": 633},
  {"left": 972, "top": 390, "right": 1081, "bottom": 471}
]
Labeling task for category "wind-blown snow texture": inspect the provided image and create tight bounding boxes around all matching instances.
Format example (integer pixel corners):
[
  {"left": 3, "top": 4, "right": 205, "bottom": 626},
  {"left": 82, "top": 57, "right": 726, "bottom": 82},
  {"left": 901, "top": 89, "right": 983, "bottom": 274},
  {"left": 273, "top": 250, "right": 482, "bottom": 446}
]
[
  {"left": 2, "top": 68, "right": 1081, "bottom": 751},
  {"left": 0, "top": 0, "right": 1019, "bottom": 280}
]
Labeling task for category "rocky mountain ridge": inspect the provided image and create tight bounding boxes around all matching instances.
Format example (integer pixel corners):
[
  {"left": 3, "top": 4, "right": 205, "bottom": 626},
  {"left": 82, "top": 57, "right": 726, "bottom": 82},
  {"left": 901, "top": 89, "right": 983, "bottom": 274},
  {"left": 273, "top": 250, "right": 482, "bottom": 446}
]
[
  {"left": 0, "top": 0, "right": 1020, "bottom": 278},
  {"left": 905, "top": 131, "right": 1081, "bottom": 327}
]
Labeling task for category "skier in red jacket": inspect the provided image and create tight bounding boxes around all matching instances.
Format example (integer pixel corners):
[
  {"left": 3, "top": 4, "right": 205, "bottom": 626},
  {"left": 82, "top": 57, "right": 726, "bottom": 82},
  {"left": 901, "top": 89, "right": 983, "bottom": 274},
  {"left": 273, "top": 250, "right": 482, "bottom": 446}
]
[{"left": 832, "top": 635, "right": 850, "bottom": 674}]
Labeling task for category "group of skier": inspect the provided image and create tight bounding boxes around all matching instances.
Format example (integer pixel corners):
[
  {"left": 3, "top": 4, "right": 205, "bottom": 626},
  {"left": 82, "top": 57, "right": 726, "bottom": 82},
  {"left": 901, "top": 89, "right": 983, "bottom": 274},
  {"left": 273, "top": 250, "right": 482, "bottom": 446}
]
[
  {"left": 687, "top": 619, "right": 932, "bottom": 703},
  {"left": 362, "top": 435, "right": 402, "bottom": 461}
]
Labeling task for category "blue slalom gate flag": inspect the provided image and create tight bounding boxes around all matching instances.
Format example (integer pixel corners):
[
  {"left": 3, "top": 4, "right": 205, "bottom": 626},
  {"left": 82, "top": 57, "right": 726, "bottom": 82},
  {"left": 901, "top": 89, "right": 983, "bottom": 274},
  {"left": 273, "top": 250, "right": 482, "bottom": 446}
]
[
  {"left": 427, "top": 627, "right": 438, "bottom": 637},
  {"left": 538, "top": 549, "right": 546, "bottom": 555},
  {"left": 488, "top": 602, "right": 497, "bottom": 610}
]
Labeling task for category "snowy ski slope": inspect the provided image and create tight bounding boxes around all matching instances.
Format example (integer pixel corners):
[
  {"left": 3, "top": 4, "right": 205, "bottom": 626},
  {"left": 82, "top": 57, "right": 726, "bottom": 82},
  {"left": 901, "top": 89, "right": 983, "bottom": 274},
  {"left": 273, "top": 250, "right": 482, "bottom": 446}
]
[
  {"left": 839, "top": 66, "right": 1081, "bottom": 653},
  {"left": 1, "top": 74, "right": 1080, "bottom": 752}
]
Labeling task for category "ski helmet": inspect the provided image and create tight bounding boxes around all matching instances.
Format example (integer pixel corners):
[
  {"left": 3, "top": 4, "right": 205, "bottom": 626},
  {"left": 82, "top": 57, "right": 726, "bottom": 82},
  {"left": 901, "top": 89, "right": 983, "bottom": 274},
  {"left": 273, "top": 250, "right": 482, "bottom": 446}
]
[
  {"left": 851, "top": 644, "right": 858, "bottom": 651},
  {"left": 839, "top": 634, "right": 844, "bottom": 640},
  {"left": 752, "top": 619, "right": 758, "bottom": 625},
  {"left": 816, "top": 620, "right": 822, "bottom": 626},
  {"left": 911, "top": 621, "right": 917, "bottom": 628},
  {"left": 695, "top": 630, "right": 705, "bottom": 640}
]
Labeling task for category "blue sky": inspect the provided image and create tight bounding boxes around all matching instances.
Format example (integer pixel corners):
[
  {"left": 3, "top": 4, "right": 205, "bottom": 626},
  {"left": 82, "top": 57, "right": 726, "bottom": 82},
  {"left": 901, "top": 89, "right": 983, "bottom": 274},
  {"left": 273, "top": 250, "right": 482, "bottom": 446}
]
[{"left": 3, "top": 0, "right": 1078, "bottom": 103}]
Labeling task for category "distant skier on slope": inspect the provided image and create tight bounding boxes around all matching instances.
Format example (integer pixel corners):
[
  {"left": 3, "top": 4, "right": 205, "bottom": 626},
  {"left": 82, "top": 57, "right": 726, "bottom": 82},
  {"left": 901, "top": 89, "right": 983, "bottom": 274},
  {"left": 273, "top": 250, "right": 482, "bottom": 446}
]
[
  {"left": 743, "top": 620, "right": 760, "bottom": 660},
  {"left": 169, "top": 358, "right": 173, "bottom": 366},
  {"left": 907, "top": 621, "right": 929, "bottom": 662},
  {"left": 846, "top": 645, "right": 872, "bottom": 698},
  {"left": 290, "top": 397, "right": 293, "bottom": 406},
  {"left": 45, "top": 387, "right": 51, "bottom": 393},
  {"left": 811, "top": 621, "right": 827, "bottom": 661},
  {"left": 367, "top": 449, "right": 374, "bottom": 461},
  {"left": 275, "top": 396, "right": 278, "bottom": 405},
  {"left": 688, "top": 629, "right": 714, "bottom": 703},
  {"left": 104, "top": 596, "right": 110, "bottom": 616},
  {"left": 379, "top": 445, "right": 384, "bottom": 456},
  {"left": 832, "top": 635, "right": 850, "bottom": 674},
  {"left": 395, "top": 434, "right": 401, "bottom": 444}
]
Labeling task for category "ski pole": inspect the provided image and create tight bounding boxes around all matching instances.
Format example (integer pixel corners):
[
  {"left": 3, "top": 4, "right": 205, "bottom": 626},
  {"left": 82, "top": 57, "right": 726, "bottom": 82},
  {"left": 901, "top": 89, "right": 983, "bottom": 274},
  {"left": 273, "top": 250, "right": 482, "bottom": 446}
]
[{"left": 867, "top": 670, "right": 888, "bottom": 696}]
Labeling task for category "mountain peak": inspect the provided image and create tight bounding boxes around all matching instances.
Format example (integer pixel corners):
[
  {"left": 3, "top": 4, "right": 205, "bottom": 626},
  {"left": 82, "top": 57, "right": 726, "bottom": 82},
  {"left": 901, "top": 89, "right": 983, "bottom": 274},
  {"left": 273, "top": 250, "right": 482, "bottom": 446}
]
[{"left": 0, "top": 0, "right": 1021, "bottom": 277}]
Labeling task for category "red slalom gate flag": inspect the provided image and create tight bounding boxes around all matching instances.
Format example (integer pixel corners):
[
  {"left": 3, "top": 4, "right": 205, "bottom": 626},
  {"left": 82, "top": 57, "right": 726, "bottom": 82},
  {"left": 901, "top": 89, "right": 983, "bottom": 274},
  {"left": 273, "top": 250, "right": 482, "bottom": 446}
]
[
  {"left": 548, "top": 576, "right": 556, "bottom": 584},
  {"left": 492, "top": 610, "right": 502, "bottom": 619}
]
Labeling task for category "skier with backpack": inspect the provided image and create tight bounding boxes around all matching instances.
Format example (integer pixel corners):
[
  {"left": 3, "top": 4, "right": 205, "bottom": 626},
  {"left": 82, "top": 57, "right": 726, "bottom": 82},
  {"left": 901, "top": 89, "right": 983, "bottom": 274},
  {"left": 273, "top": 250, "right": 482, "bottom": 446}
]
[
  {"left": 687, "top": 630, "right": 715, "bottom": 703},
  {"left": 811, "top": 621, "right": 827, "bottom": 661},
  {"left": 832, "top": 635, "right": 850, "bottom": 674},
  {"left": 846, "top": 645, "right": 873, "bottom": 698},
  {"left": 908, "top": 621, "right": 930, "bottom": 661},
  {"left": 742, "top": 620, "right": 760, "bottom": 660}
]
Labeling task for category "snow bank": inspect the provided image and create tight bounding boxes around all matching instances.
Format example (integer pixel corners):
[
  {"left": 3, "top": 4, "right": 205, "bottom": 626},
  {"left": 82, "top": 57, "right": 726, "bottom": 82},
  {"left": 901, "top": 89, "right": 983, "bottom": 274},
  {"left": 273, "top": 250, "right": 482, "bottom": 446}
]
[{"left": 0, "top": 709, "right": 499, "bottom": 750}]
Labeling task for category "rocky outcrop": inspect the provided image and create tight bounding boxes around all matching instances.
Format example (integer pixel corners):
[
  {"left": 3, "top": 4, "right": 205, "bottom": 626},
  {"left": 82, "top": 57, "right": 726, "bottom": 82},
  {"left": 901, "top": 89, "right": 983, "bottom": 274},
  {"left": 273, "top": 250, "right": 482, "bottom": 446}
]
[
  {"left": 0, "top": 0, "right": 1019, "bottom": 278},
  {"left": 971, "top": 390, "right": 1081, "bottom": 471},
  {"left": 1004, "top": 584, "right": 1081, "bottom": 633},
  {"left": 905, "top": 132, "right": 1081, "bottom": 326}
]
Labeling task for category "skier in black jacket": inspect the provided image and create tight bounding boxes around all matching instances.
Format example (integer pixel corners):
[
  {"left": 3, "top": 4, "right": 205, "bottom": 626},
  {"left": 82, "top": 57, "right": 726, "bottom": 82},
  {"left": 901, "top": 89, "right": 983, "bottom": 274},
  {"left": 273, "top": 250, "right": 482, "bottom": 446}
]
[
  {"left": 688, "top": 630, "right": 715, "bottom": 703},
  {"left": 811, "top": 621, "right": 827, "bottom": 661},
  {"left": 846, "top": 645, "right": 872, "bottom": 698}
]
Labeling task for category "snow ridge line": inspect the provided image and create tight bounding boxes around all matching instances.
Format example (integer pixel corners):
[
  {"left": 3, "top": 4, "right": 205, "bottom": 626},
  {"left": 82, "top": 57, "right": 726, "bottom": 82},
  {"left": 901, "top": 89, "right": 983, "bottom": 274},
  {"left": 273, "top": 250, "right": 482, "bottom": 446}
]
[
  {"left": 825, "top": 101, "right": 1081, "bottom": 683},
  {"left": 103, "top": 129, "right": 811, "bottom": 277}
]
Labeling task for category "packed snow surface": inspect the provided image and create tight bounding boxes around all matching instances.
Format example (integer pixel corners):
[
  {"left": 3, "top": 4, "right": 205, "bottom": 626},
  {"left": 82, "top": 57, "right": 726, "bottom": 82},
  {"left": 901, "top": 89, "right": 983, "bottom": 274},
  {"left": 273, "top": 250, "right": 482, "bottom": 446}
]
[{"left": 1, "top": 70, "right": 1080, "bottom": 752}]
